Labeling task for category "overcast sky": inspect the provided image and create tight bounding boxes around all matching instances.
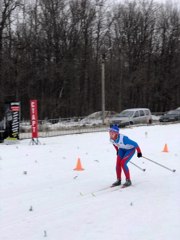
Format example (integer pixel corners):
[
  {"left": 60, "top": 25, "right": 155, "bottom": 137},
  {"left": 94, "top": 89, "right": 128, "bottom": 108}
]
[
  {"left": 111, "top": 0, "right": 180, "bottom": 9},
  {"left": 112, "top": 0, "right": 179, "bottom": 5}
]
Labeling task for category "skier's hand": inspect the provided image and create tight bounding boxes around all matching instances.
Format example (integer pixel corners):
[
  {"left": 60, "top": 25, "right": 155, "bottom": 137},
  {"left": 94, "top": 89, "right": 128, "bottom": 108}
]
[
  {"left": 117, "top": 150, "right": 119, "bottom": 155},
  {"left": 137, "top": 152, "right": 142, "bottom": 158}
]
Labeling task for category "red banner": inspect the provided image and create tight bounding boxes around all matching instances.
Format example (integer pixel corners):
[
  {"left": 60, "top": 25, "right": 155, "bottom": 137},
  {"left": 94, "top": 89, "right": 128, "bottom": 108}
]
[{"left": 30, "top": 100, "right": 38, "bottom": 138}]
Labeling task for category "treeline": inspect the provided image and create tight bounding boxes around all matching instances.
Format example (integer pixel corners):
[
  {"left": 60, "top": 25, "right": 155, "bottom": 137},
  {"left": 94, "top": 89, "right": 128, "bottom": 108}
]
[{"left": 0, "top": 0, "right": 180, "bottom": 119}]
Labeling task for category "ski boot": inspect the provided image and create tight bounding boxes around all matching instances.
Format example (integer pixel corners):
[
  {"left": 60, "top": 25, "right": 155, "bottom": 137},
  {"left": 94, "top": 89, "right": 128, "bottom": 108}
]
[
  {"left": 122, "top": 179, "right": 132, "bottom": 187},
  {"left": 111, "top": 179, "right": 121, "bottom": 187}
]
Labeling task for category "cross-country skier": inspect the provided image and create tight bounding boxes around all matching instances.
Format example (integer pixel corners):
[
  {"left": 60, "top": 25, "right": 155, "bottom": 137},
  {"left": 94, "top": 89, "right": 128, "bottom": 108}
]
[{"left": 109, "top": 125, "right": 142, "bottom": 187}]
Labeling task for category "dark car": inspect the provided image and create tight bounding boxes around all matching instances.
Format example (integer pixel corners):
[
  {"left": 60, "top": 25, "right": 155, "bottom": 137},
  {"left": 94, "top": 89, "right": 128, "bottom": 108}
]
[
  {"left": 0, "top": 119, "right": 6, "bottom": 142},
  {"left": 159, "top": 110, "right": 180, "bottom": 122}
]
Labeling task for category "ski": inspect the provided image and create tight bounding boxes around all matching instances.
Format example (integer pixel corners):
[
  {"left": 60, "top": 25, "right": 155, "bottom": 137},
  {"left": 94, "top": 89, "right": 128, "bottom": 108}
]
[
  {"left": 80, "top": 185, "right": 120, "bottom": 197},
  {"left": 121, "top": 183, "right": 136, "bottom": 188},
  {"left": 121, "top": 185, "right": 132, "bottom": 189},
  {"left": 91, "top": 186, "right": 120, "bottom": 196},
  {"left": 80, "top": 182, "right": 136, "bottom": 197}
]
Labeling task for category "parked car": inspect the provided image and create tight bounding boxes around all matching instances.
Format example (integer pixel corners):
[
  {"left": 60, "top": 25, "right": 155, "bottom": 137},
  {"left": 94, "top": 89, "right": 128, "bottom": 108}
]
[
  {"left": 0, "top": 119, "right": 5, "bottom": 130},
  {"left": 159, "top": 110, "right": 180, "bottom": 122},
  {"left": 110, "top": 108, "right": 152, "bottom": 127},
  {"left": 80, "top": 111, "right": 117, "bottom": 125},
  {"left": 0, "top": 119, "right": 6, "bottom": 142}
]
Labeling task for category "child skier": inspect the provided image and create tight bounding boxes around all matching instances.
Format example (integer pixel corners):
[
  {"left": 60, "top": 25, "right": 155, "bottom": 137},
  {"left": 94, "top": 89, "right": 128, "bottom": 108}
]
[{"left": 109, "top": 125, "right": 142, "bottom": 187}]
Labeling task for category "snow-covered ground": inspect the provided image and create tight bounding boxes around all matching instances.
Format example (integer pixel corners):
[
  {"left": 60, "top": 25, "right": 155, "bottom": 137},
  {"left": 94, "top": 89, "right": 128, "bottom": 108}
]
[{"left": 0, "top": 124, "right": 180, "bottom": 240}]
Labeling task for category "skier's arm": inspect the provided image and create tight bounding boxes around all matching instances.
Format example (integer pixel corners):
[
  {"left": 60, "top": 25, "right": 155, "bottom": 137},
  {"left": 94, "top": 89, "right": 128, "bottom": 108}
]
[
  {"left": 124, "top": 136, "right": 142, "bottom": 156},
  {"left": 113, "top": 144, "right": 118, "bottom": 155},
  {"left": 110, "top": 139, "right": 119, "bottom": 154}
]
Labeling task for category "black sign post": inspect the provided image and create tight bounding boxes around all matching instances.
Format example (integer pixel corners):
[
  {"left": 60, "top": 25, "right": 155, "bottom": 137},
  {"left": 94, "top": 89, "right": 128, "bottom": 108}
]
[{"left": 4, "top": 102, "right": 20, "bottom": 140}]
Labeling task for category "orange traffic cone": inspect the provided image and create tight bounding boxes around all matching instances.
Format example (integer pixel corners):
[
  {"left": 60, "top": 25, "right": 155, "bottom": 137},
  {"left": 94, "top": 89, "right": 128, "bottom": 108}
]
[
  {"left": 162, "top": 144, "right": 169, "bottom": 153},
  {"left": 73, "top": 158, "right": 84, "bottom": 171}
]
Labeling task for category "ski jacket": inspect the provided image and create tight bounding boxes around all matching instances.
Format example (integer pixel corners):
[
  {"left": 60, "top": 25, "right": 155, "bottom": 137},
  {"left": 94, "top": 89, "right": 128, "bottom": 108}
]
[{"left": 110, "top": 134, "right": 141, "bottom": 153}]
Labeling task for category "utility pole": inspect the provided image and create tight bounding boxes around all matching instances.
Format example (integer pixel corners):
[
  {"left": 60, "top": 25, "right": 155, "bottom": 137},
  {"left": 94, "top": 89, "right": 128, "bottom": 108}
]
[{"left": 101, "top": 53, "right": 105, "bottom": 124}]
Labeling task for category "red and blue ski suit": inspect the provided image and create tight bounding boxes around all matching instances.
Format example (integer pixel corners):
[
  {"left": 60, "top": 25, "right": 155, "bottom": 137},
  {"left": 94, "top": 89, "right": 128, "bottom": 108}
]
[{"left": 110, "top": 134, "right": 142, "bottom": 180}]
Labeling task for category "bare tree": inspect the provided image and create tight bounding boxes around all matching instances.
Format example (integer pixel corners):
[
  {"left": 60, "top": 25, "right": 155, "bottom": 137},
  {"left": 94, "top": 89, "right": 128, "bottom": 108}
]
[
  {"left": 0, "top": 0, "right": 180, "bottom": 120},
  {"left": 153, "top": 3, "right": 180, "bottom": 111},
  {"left": 0, "top": 0, "right": 21, "bottom": 117}
]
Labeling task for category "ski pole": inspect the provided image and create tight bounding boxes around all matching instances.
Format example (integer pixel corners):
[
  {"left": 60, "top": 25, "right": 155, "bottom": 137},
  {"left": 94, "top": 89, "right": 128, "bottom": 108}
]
[
  {"left": 142, "top": 156, "right": 176, "bottom": 172},
  {"left": 130, "top": 161, "right": 146, "bottom": 172}
]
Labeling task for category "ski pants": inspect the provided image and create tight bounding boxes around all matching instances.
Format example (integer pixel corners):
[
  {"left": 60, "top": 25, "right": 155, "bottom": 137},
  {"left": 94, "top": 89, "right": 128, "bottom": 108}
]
[{"left": 116, "top": 148, "right": 135, "bottom": 180}]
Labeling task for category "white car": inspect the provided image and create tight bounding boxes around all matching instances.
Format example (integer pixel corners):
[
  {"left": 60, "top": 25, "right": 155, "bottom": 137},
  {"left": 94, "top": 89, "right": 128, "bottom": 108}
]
[
  {"left": 80, "top": 111, "right": 117, "bottom": 125},
  {"left": 110, "top": 108, "right": 152, "bottom": 127}
]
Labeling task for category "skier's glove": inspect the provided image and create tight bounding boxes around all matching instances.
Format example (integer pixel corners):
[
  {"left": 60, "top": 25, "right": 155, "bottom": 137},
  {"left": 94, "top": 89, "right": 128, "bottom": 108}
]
[
  {"left": 117, "top": 150, "right": 119, "bottom": 155},
  {"left": 137, "top": 152, "right": 142, "bottom": 158}
]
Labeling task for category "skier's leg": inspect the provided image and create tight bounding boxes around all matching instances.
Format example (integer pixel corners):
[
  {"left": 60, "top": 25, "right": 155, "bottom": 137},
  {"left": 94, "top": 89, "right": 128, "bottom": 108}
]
[
  {"left": 116, "top": 155, "right": 122, "bottom": 180},
  {"left": 121, "top": 149, "right": 135, "bottom": 180},
  {"left": 111, "top": 155, "right": 122, "bottom": 186}
]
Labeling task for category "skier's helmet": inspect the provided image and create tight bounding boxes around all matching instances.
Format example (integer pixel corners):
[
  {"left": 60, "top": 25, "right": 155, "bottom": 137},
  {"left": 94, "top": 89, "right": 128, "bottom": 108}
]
[{"left": 109, "top": 125, "right": 119, "bottom": 140}]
